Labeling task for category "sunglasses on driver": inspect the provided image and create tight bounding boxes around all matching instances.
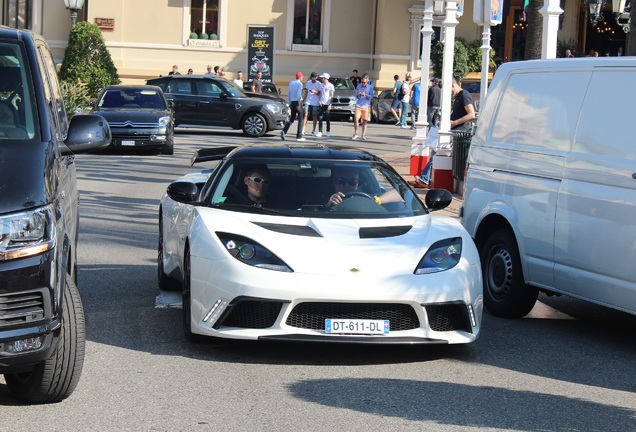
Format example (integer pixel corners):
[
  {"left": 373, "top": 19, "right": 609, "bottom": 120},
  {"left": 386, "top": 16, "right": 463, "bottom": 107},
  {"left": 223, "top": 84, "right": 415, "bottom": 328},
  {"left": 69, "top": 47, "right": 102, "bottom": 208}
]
[
  {"left": 247, "top": 176, "right": 271, "bottom": 185},
  {"left": 335, "top": 177, "right": 359, "bottom": 187}
]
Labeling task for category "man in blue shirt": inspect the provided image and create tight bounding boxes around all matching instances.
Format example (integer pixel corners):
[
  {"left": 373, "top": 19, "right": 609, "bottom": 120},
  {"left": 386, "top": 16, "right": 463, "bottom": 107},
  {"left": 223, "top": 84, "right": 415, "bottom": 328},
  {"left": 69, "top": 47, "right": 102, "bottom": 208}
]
[
  {"left": 410, "top": 80, "right": 421, "bottom": 129},
  {"left": 281, "top": 72, "right": 306, "bottom": 142},
  {"left": 352, "top": 73, "right": 374, "bottom": 141}
]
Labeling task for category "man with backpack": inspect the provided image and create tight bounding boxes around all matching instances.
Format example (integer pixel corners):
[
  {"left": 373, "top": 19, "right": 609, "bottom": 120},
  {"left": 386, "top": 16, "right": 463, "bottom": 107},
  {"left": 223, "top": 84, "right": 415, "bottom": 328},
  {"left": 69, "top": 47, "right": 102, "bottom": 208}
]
[{"left": 390, "top": 74, "right": 402, "bottom": 125}]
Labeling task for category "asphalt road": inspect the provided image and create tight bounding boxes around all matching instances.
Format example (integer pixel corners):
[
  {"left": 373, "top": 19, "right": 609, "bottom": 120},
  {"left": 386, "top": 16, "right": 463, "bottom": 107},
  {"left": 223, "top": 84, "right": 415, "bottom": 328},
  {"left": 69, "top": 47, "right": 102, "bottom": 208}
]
[{"left": 1, "top": 123, "right": 635, "bottom": 431}]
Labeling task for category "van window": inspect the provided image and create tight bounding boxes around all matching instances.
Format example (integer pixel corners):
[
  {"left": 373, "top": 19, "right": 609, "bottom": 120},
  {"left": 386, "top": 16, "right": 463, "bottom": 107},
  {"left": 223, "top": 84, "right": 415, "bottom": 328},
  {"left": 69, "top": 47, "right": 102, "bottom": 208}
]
[
  {"left": 574, "top": 70, "right": 636, "bottom": 160},
  {"left": 490, "top": 71, "right": 590, "bottom": 151},
  {"left": 0, "top": 43, "right": 37, "bottom": 140}
]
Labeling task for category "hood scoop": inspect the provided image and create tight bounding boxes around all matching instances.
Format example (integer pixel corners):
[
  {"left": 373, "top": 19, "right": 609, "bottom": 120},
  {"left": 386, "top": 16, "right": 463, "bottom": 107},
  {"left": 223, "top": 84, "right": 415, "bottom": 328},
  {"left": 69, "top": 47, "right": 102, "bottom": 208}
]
[
  {"left": 252, "top": 222, "right": 322, "bottom": 237},
  {"left": 359, "top": 225, "right": 412, "bottom": 239}
]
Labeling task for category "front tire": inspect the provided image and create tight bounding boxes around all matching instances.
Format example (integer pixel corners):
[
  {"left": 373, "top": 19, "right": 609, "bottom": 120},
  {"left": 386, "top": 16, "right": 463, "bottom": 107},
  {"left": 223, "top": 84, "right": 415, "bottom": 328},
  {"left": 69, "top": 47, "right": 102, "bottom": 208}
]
[
  {"left": 4, "top": 275, "right": 85, "bottom": 403},
  {"left": 158, "top": 216, "right": 181, "bottom": 291},
  {"left": 480, "top": 229, "right": 538, "bottom": 318},
  {"left": 182, "top": 250, "right": 206, "bottom": 342},
  {"left": 242, "top": 112, "right": 267, "bottom": 137},
  {"left": 161, "top": 136, "right": 174, "bottom": 155}
]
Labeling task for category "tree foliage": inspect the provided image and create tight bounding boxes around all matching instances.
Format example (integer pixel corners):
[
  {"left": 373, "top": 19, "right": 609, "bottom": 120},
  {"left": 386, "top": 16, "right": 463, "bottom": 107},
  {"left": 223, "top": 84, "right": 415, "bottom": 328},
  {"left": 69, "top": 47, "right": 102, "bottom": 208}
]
[
  {"left": 61, "top": 80, "right": 92, "bottom": 121},
  {"left": 431, "top": 38, "right": 469, "bottom": 79},
  {"left": 524, "top": 0, "right": 543, "bottom": 60},
  {"left": 59, "top": 22, "right": 120, "bottom": 98}
]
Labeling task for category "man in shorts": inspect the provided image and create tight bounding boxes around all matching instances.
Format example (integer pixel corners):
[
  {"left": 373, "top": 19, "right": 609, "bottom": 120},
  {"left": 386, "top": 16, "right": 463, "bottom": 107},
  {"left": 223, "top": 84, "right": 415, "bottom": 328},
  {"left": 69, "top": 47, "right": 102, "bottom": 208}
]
[
  {"left": 352, "top": 73, "right": 373, "bottom": 141},
  {"left": 390, "top": 74, "right": 403, "bottom": 125},
  {"left": 303, "top": 72, "right": 322, "bottom": 136}
]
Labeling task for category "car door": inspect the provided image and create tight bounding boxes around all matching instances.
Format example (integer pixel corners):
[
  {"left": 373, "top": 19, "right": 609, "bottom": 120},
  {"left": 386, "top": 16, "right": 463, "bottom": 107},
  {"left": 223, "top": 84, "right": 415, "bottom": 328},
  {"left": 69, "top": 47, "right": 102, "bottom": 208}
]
[{"left": 193, "top": 79, "right": 235, "bottom": 127}]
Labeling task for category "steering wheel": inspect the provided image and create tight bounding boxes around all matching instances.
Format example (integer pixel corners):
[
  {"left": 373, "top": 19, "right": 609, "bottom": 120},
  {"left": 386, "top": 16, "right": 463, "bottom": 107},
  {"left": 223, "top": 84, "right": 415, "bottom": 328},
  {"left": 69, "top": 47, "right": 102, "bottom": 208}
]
[{"left": 343, "top": 191, "right": 375, "bottom": 201}]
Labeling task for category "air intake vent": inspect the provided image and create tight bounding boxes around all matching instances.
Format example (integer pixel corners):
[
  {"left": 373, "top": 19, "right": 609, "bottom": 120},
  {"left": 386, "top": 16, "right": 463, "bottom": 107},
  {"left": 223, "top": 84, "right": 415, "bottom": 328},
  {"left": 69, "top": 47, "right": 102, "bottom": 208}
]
[{"left": 0, "top": 289, "right": 47, "bottom": 328}]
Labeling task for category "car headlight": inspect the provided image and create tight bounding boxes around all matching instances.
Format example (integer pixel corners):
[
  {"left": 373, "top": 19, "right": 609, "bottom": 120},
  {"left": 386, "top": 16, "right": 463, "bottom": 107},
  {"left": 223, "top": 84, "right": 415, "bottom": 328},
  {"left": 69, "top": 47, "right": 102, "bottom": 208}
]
[
  {"left": 414, "top": 237, "right": 462, "bottom": 274},
  {"left": 265, "top": 103, "right": 283, "bottom": 115},
  {"left": 158, "top": 116, "right": 170, "bottom": 127},
  {"left": 348, "top": 98, "right": 356, "bottom": 106},
  {"left": 0, "top": 205, "right": 55, "bottom": 261},
  {"left": 216, "top": 232, "right": 293, "bottom": 272}
]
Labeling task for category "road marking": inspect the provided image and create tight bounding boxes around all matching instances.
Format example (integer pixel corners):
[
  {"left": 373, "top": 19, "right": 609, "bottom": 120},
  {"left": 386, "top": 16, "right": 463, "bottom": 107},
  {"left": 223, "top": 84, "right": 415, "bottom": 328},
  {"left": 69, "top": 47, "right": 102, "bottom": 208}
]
[{"left": 155, "top": 291, "right": 182, "bottom": 309}]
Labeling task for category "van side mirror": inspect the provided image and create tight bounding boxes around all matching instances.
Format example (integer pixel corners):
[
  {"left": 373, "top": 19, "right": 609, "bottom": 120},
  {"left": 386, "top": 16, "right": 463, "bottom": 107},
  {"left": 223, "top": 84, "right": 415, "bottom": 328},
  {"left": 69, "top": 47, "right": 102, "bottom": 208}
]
[{"left": 62, "top": 114, "right": 111, "bottom": 155}]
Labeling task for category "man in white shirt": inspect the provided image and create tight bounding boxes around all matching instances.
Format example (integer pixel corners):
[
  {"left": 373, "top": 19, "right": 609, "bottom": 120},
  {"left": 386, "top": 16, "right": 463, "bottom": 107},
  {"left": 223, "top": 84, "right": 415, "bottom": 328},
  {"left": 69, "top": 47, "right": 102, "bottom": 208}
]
[
  {"left": 318, "top": 73, "right": 334, "bottom": 137},
  {"left": 303, "top": 72, "right": 322, "bottom": 136},
  {"left": 399, "top": 74, "right": 411, "bottom": 129},
  {"left": 281, "top": 72, "right": 306, "bottom": 142},
  {"left": 233, "top": 71, "right": 244, "bottom": 89}
]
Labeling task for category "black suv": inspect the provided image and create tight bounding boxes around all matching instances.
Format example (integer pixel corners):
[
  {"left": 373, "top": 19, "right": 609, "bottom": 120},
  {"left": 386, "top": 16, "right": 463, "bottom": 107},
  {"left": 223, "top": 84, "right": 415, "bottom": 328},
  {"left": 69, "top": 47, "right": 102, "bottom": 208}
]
[
  {"left": 0, "top": 27, "right": 111, "bottom": 403},
  {"left": 146, "top": 75, "right": 289, "bottom": 137}
]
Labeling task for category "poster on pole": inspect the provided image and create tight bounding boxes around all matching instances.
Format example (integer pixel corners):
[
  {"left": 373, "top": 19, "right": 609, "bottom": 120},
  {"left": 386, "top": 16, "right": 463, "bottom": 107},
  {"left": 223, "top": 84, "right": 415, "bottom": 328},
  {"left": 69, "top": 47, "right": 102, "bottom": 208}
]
[
  {"left": 489, "top": 0, "right": 504, "bottom": 25},
  {"left": 247, "top": 26, "right": 274, "bottom": 83}
]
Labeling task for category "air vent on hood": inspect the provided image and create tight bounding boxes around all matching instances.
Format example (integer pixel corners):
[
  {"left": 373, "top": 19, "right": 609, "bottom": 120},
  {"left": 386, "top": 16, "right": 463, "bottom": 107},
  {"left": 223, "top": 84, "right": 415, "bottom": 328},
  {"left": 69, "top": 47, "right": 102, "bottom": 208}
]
[
  {"left": 359, "top": 225, "right": 412, "bottom": 239},
  {"left": 252, "top": 222, "right": 322, "bottom": 237}
]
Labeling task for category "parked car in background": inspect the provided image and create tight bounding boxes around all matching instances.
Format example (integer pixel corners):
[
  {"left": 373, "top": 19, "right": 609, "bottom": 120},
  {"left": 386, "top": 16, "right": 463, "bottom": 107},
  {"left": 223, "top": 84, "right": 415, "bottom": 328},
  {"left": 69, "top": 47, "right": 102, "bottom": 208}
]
[
  {"left": 93, "top": 85, "right": 174, "bottom": 155},
  {"left": 146, "top": 75, "right": 289, "bottom": 138},
  {"left": 326, "top": 75, "right": 357, "bottom": 121},
  {"left": 371, "top": 89, "right": 411, "bottom": 123},
  {"left": 158, "top": 143, "right": 482, "bottom": 345},
  {"left": 0, "top": 27, "right": 111, "bottom": 403}
]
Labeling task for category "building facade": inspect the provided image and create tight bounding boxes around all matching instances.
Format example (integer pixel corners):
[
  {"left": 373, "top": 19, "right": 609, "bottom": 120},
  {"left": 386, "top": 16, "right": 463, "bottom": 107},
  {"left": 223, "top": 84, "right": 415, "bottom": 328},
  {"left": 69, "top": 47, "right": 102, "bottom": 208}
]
[{"left": 1, "top": 0, "right": 628, "bottom": 90}]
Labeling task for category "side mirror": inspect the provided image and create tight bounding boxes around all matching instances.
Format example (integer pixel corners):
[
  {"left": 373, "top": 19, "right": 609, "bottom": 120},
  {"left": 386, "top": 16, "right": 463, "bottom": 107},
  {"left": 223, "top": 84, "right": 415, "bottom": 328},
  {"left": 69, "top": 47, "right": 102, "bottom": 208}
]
[
  {"left": 167, "top": 181, "right": 200, "bottom": 203},
  {"left": 424, "top": 188, "right": 452, "bottom": 211},
  {"left": 62, "top": 114, "right": 111, "bottom": 155}
]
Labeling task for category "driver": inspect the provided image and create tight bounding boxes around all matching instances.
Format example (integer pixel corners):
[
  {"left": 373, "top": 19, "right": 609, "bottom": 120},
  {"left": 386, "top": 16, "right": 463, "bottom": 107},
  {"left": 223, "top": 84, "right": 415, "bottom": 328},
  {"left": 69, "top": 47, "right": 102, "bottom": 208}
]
[
  {"left": 325, "top": 167, "right": 360, "bottom": 208},
  {"left": 244, "top": 164, "right": 271, "bottom": 205}
]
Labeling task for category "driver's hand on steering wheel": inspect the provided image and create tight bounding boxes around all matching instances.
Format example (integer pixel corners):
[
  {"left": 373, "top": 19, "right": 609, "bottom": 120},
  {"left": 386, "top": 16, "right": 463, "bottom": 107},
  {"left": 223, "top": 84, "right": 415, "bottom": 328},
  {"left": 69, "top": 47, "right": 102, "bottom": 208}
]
[{"left": 326, "top": 192, "right": 345, "bottom": 208}]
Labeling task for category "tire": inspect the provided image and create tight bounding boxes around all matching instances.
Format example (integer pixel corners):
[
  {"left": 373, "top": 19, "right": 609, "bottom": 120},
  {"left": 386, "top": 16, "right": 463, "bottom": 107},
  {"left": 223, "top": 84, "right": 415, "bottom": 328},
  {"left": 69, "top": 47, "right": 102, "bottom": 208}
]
[
  {"left": 242, "top": 112, "right": 267, "bottom": 137},
  {"left": 182, "top": 250, "right": 206, "bottom": 342},
  {"left": 161, "top": 136, "right": 174, "bottom": 155},
  {"left": 480, "top": 229, "right": 538, "bottom": 318},
  {"left": 5, "top": 275, "right": 85, "bottom": 403},
  {"left": 158, "top": 217, "right": 181, "bottom": 291}
]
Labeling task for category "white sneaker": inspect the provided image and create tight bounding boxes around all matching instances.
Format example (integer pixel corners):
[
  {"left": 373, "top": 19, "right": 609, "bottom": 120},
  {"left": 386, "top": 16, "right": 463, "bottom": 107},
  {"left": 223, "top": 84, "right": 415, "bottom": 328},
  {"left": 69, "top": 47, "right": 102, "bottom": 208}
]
[
  {"left": 316, "top": 132, "right": 322, "bottom": 137},
  {"left": 400, "top": 125, "right": 408, "bottom": 129},
  {"left": 296, "top": 137, "right": 306, "bottom": 142},
  {"left": 301, "top": 130, "right": 305, "bottom": 136},
  {"left": 326, "top": 131, "right": 331, "bottom": 137},
  {"left": 351, "top": 134, "right": 359, "bottom": 140},
  {"left": 311, "top": 131, "right": 316, "bottom": 137},
  {"left": 280, "top": 130, "right": 286, "bottom": 141},
  {"left": 362, "top": 135, "right": 367, "bottom": 141}
]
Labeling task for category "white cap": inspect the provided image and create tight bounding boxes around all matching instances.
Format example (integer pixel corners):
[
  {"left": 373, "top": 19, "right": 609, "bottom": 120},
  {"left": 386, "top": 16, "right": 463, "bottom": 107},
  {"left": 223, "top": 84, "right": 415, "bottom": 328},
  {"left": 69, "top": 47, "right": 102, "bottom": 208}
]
[{"left": 319, "top": 73, "right": 330, "bottom": 79}]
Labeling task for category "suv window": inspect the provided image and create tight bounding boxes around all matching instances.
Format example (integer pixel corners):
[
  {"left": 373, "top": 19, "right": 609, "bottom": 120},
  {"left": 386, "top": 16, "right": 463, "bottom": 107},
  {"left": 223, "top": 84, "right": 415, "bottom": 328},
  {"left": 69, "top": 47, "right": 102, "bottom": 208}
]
[
  {"left": 195, "top": 80, "right": 224, "bottom": 97},
  {"left": 170, "top": 80, "right": 194, "bottom": 95}
]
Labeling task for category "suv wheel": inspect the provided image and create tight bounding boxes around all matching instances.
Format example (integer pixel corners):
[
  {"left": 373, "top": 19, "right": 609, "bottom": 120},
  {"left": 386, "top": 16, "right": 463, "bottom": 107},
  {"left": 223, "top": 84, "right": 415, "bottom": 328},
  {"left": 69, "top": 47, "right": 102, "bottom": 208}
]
[
  {"left": 480, "top": 229, "right": 538, "bottom": 318},
  {"left": 4, "top": 275, "right": 85, "bottom": 403},
  {"left": 242, "top": 112, "right": 267, "bottom": 137}
]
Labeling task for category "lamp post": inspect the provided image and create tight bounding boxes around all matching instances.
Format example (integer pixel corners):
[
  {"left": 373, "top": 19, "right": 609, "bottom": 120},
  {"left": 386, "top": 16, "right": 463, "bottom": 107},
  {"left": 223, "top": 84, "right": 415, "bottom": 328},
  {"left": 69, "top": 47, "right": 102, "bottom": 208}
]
[
  {"left": 585, "top": 0, "right": 606, "bottom": 26},
  {"left": 63, "top": 0, "right": 86, "bottom": 27}
]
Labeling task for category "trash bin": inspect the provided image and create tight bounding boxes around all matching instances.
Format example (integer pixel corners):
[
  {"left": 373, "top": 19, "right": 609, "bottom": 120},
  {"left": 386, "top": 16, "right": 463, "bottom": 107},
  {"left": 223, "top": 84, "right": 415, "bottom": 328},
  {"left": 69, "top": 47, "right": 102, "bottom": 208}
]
[{"left": 451, "top": 130, "right": 473, "bottom": 181}]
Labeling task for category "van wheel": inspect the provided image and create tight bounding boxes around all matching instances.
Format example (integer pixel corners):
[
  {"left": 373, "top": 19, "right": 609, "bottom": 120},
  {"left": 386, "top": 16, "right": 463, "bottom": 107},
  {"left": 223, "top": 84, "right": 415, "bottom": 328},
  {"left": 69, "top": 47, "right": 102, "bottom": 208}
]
[
  {"left": 480, "top": 229, "right": 538, "bottom": 318},
  {"left": 4, "top": 275, "right": 85, "bottom": 403}
]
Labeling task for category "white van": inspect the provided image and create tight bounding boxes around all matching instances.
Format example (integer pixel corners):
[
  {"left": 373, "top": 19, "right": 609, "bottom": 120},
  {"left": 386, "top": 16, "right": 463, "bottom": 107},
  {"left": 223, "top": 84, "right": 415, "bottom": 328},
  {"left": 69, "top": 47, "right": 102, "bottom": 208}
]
[{"left": 460, "top": 57, "right": 636, "bottom": 318}]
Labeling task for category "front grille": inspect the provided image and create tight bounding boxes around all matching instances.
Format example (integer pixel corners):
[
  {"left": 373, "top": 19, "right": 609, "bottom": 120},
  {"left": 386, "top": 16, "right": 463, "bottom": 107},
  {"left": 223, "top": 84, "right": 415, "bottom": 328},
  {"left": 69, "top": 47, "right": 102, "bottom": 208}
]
[
  {"left": 425, "top": 303, "right": 472, "bottom": 333},
  {"left": 0, "top": 289, "right": 47, "bottom": 328},
  {"left": 286, "top": 303, "right": 420, "bottom": 331},
  {"left": 217, "top": 299, "right": 284, "bottom": 329}
]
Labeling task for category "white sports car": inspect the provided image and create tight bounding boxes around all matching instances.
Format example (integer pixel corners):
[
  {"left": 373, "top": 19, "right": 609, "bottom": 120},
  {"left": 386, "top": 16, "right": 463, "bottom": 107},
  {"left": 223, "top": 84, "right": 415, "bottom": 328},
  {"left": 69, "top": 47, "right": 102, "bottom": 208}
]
[{"left": 158, "top": 143, "right": 483, "bottom": 344}]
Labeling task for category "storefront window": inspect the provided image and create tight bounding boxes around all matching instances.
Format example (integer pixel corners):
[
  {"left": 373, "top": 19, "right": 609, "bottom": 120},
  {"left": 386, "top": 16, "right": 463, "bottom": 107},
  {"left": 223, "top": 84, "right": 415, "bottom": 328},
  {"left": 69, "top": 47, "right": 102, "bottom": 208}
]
[
  {"left": 3, "top": 0, "right": 31, "bottom": 29},
  {"left": 293, "top": 0, "right": 322, "bottom": 45},
  {"left": 190, "top": 0, "right": 219, "bottom": 39}
]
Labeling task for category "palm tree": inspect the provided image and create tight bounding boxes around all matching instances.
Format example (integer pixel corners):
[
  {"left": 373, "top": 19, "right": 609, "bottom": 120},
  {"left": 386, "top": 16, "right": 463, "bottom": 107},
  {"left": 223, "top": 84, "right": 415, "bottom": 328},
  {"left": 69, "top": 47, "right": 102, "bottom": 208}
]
[
  {"left": 628, "top": 3, "right": 635, "bottom": 54},
  {"left": 524, "top": 0, "right": 543, "bottom": 59}
]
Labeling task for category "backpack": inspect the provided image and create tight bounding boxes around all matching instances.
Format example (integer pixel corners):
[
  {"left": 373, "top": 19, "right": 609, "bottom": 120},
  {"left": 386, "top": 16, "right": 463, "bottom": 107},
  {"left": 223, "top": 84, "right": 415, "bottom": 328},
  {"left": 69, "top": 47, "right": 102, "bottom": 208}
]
[{"left": 397, "top": 83, "right": 405, "bottom": 100}]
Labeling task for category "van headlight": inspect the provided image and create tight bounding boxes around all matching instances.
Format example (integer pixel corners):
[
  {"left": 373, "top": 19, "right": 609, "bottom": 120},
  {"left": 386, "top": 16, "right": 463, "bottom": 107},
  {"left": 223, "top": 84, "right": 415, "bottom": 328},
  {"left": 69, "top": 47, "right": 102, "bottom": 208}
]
[
  {"left": 0, "top": 205, "right": 56, "bottom": 261},
  {"left": 414, "top": 237, "right": 462, "bottom": 274},
  {"left": 158, "top": 116, "right": 170, "bottom": 127}
]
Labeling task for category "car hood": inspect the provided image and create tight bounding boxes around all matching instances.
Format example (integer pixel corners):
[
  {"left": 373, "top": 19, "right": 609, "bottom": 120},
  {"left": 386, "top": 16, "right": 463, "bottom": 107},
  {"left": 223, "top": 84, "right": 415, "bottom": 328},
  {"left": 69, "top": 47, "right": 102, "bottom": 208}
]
[
  {"left": 93, "top": 109, "right": 170, "bottom": 123},
  {"left": 0, "top": 141, "right": 50, "bottom": 214},
  {"left": 192, "top": 207, "right": 470, "bottom": 276},
  {"left": 242, "top": 92, "right": 284, "bottom": 103}
]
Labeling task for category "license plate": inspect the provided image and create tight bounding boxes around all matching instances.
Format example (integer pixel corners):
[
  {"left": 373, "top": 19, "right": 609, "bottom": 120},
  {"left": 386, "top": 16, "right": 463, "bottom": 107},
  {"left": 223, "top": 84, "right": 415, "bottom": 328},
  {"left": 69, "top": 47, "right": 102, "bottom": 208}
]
[
  {"left": 325, "top": 319, "right": 389, "bottom": 335},
  {"left": 333, "top": 106, "right": 343, "bottom": 110},
  {"left": 121, "top": 140, "right": 136, "bottom": 146}
]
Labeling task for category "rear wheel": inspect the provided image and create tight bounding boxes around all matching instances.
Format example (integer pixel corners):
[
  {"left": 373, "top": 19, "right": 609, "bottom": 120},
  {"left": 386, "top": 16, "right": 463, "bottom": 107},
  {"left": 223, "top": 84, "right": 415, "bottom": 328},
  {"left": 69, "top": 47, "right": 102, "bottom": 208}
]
[
  {"left": 158, "top": 217, "right": 181, "bottom": 291},
  {"left": 480, "top": 229, "right": 538, "bottom": 318},
  {"left": 4, "top": 275, "right": 85, "bottom": 403},
  {"left": 242, "top": 112, "right": 267, "bottom": 137}
]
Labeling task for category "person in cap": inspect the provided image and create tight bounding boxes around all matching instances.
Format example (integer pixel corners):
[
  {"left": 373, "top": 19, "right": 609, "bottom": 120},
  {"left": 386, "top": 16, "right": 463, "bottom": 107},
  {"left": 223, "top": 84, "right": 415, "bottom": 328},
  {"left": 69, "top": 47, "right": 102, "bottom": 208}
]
[
  {"left": 302, "top": 72, "right": 322, "bottom": 136},
  {"left": 281, "top": 72, "right": 306, "bottom": 142},
  {"left": 318, "top": 73, "right": 334, "bottom": 137}
]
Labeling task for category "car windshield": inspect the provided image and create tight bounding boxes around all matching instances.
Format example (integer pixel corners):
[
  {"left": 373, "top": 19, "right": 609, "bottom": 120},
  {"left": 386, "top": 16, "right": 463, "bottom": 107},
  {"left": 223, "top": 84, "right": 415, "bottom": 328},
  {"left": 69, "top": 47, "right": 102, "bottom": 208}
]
[
  {"left": 98, "top": 88, "right": 167, "bottom": 109},
  {"left": 206, "top": 158, "right": 426, "bottom": 218},
  {"left": 329, "top": 78, "right": 354, "bottom": 91},
  {"left": 0, "top": 42, "right": 37, "bottom": 141}
]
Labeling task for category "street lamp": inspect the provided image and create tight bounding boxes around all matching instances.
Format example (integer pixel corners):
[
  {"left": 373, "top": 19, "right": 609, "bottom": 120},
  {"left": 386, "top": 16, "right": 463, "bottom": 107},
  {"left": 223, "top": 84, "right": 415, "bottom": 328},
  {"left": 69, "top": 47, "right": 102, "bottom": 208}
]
[
  {"left": 612, "top": 0, "right": 631, "bottom": 33},
  {"left": 63, "top": 0, "right": 86, "bottom": 27},
  {"left": 585, "top": 0, "right": 605, "bottom": 26}
]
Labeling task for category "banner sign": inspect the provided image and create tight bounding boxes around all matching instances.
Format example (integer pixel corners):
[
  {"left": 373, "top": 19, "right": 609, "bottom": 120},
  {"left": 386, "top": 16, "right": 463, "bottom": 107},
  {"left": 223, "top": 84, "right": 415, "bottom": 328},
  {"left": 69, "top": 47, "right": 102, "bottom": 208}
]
[
  {"left": 247, "top": 26, "right": 274, "bottom": 83},
  {"left": 489, "top": 0, "right": 504, "bottom": 25}
]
